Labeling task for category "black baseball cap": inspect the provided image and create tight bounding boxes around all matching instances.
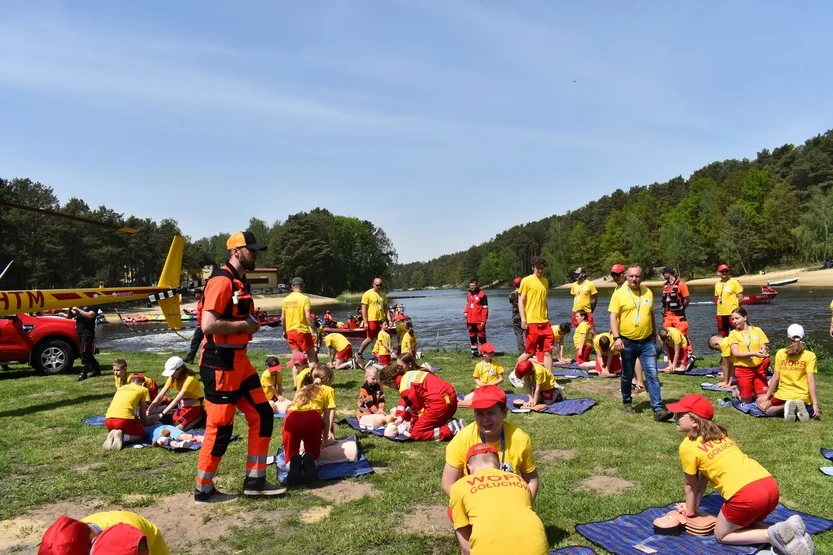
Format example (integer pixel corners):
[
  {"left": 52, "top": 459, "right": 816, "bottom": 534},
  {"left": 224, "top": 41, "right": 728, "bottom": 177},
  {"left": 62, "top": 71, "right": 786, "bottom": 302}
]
[{"left": 226, "top": 231, "right": 267, "bottom": 251}]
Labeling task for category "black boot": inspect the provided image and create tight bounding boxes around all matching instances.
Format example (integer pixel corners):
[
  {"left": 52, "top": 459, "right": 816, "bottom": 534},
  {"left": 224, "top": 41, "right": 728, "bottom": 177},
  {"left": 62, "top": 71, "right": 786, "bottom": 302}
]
[{"left": 77, "top": 371, "right": 88, "bottom": 381}]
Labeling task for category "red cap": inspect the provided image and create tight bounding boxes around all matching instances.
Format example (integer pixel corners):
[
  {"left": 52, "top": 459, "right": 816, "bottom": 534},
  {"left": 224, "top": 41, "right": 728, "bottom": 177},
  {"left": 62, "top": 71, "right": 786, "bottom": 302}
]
[
  {"left": 90, "top": 524, "right": 146, "bottom": 555},
  {"left": 512, "top": 277, "right": 521, "bottom": 287},
  {"left": 717, "top": 264, "right": 729, "bottom": 272},
  {"left": 39, "top": 516, "right": 91, "bottom": 555},
  {"left": 610, "top": 264, "right": 625, "bottom": 274},
  {"left": 289, "top": 352, "right": 308, "bottom": 366},
  {"left": 465, "top": 442, "right": 498, "bottom": 462},
  {"left": 265, "top": 357, "right": 282, "bottom": 372},
  {"left": 666, "top": 394, "right": 714, "bottom": 420},
  {"left": 514, "top": 360, "right": 533, "bottom": 379},
  {"left": 469, "top": 385, "right": 506, "bottom": 409},
  {"left": 574, "top": 267, "right": 586, "bottom": 275},
  {"left": 479, "top": 342, "right": 496, "bottom": 354}
]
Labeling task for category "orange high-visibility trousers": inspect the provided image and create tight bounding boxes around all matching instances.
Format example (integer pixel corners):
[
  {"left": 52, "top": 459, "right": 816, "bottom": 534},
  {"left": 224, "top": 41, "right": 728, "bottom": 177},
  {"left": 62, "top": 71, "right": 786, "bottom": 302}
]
[{"left": 196, "top": 348, "right": 273, "bottom": 493}]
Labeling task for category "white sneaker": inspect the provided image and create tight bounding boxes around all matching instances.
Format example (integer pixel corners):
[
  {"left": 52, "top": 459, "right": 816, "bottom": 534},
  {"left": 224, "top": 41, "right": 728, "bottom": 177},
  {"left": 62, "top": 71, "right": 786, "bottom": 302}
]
[
  {"left": 784, "top": 400, "right": 797, "bottom": 423},
  {"left": 179, "top": 440, "right": 192, "bottom": 449},
  {"left": 794, "top": 401, "right": 810, "bottom": 423},
  {"left": 111, "top": 429, "right": 124, "bottom": 451}
]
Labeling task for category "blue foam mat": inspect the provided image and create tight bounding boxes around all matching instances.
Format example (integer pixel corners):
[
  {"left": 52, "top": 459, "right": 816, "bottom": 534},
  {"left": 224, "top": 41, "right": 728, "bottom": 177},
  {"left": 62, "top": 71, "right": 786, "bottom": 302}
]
[
  {"left": 701, "top": 383, "right": 735, "bottom": 393},
  {"left": 554, "top": 368, "right": 591, "bottom": 378},
  {"left": 822, "top": 448, "right": 833, "bottom": 461},
  {"left": 729, "top": 399, "right": 768, "bottom": 417},
  {"left": 505, "top": 393, "right": 596, "bottom": 416},
  {"left": 274, "top": 435, "right": 373, "bottom": 484},
  {"left": 82, "top": 417, "right": 236, "bottom": 451},
  {"left": 340, "top": 417, "right": 412, "bottom": 441},
  {"left": 576, "top": 492, "right": 833, "bottom": 555},
  {"left": 551, "top": 547, "right": 597, "bottom": 555}
]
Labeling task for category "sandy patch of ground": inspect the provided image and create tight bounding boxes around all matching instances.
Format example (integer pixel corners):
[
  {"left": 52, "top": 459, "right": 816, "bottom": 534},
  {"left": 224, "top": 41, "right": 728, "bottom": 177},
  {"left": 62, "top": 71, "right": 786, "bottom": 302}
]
[
  {"left": 576, "top": 475, "right": 634, "bottom": 496},
  {"left": 370, "top": 464, "right": 391, "bottom": 474},
  {"left": 592, "top": 464, "right": 620, "bottom": 476},
  {"left": 537, "top": 449, "right": 578, "bottom": 463},
  {"left": 26, "top": 390, "right": 65, "bottom": 398},
  {"left": 300, "top": 506, "right": 332, "bottom": 524},
  {"left": 400, "top": 505, "right": 454, "bottom": 535},
  {"left": 309, "top": 481, "right": 379, "bottom": 505},
  {"left": 74, "top": 462, "right": 105, "bottom": 475},
  {"left": 568, "top": 378, "right": 624, "bottom": 397},
  {"left": 561, "top": 266, "right": 833, "bottom": 289}
]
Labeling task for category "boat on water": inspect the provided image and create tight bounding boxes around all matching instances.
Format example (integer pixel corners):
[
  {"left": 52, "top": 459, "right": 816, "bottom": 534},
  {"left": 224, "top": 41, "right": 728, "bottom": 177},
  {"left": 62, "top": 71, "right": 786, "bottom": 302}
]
[
  {"left": 766, "top": 278, "right": 799, "bottom": 287},
  {"left": 742, "top": 286, "right": 778, "bottom": 305},
  {"left": 321, "top": 326, "right": 368, "bottom": 339}
]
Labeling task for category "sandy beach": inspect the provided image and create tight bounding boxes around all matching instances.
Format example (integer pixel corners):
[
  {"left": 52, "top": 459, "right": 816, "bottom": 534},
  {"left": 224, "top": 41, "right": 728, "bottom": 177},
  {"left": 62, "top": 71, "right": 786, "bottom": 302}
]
[{"left": 558, "top": 266, "right": 833, "bottom": 289}]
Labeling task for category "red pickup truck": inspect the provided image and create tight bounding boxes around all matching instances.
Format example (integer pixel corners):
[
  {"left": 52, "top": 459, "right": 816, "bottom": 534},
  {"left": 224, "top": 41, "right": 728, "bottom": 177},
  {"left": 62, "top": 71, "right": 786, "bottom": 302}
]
[{"left": 0, "top": 314, "right": 81, "bottom": 375}]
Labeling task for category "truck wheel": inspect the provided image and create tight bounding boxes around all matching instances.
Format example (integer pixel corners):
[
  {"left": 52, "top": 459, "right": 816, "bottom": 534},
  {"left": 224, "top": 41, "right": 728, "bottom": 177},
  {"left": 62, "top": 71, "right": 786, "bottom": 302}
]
[{"left": 32, "top": 339, "right": 74, "bottom": 375}]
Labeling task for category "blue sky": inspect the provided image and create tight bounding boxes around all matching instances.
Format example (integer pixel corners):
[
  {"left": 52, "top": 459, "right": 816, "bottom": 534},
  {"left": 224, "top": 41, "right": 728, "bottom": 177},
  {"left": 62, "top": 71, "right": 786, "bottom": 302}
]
[{"left": 1, "top": 2, "right": 831, "bottom": 263}]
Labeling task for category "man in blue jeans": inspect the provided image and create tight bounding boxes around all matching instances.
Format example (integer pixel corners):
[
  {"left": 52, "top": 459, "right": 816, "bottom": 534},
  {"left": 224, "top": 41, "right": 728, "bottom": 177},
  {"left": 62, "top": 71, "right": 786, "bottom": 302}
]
[{"left": 608, "top": 264, "right": 673, "bottom": 422}]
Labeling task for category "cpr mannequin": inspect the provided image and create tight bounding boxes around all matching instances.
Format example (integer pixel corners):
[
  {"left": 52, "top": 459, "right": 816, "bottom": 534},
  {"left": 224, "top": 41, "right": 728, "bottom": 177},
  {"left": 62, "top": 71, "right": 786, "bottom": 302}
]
[
  {"left": 301, "top": 438, "right": 359, "bottom": 464},
  {"left": 511, "top": 398, "right": 548, "bottom": 412},
  {"left": 359, "top": 413, "right": 395, "bottom": 430},
  {"left": 273, "top": 399, "right": 293, "bottom": 415},
  {"left": 152, "top": 428, "right": 205, "bottom": 448}
]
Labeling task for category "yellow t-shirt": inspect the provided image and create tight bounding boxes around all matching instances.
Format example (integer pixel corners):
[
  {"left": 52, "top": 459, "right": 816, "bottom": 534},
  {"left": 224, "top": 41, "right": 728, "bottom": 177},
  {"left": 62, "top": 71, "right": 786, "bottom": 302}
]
[
  {"left": 608, "top": 285, "right": 654, "bottom": 340},
  {"left": 532, "top": 362, "right": 556, "bottom": 391},
  {"left": 323, "top": 333, "right": 351, "bottom": 352},
  {"left": 773, "top": 349, "right": 817, "bottom": 404},
  {"left": 260, "top": 369, "right": 282, "bottom": 400},
  {"left": 282, "top": 291, "right": 311, "bottom": 333},
  {"left": 679, "top": 436, "right": 770, "bottom": 499},
  {"left": 518, "top": 275, "right": 549, "bottom": 324},
  {"left": 83, "top": 511, "right": 170, "bottom": 555},
  {"left": 449, "top": 468, "right": 548, "bottom": 555},
  {"left": 551, "top": 325, "right": 566, "bottom": 344},
  {"left": 715, "top": 278, "right": 743, "bottom": 316},
  {"left": 719, "top": 337, "right": 731, "bottom": 358},
  {"left": 572, "top": 321, "right": 592, "bottom": 349},
  {"left": 290, "top": 384, "right": 336, "bottom": 413},
  {"left": 373, "top": 329, "right": 392, "bottom": 356},
  {"left": 295, "top": 367, "right": 311, "bottom": 390},
  {"left": 472, "top": 361, "right": 505, "bottom": 385},
  {"left": 163, "top": 374, "right": 203, "bottom": 400},
  {"left": 445, "top": 421, "right": 536, "bottom": 476},
  {"left": 105, "top": 383, "right": 150, "bottom": 420},
  {"left": 400, "top": 332, "right": 416, "bottom": 354},
  {"left": 396, "top": 322, "right": 407, "bottom": 345},
  {"left": 727, "top": 326, "right": 769, "bottom": 368},
  {"left": 570, "top": 281, "right": 598, "bottom": 312},
  {"left": 665, "top": 327, "right": 688, "bottom": 349},
  {"left": 113, "top": 374, "right": 153, "bottom": 391},
  {"left": 593, "top": 331, "right": 618, "bottom": 355},
  {"left": 361, "top": 289, "right": 388, "bottom": 322}
]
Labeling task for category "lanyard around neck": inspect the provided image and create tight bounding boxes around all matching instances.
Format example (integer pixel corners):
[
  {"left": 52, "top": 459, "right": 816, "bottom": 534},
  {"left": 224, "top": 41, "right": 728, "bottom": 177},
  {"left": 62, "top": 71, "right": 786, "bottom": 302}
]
[{"left": 480, "top": 427, "right": 506, "bottom": 466}]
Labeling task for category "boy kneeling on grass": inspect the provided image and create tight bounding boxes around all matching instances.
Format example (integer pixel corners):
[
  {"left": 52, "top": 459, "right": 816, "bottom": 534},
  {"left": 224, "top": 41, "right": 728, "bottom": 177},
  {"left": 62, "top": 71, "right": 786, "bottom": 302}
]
[
  {"left": 103, "top": 374, "right": 153, "bottom": 451},
  {"left": 449, "top": 443, "right": 548, "bottom": 555},
  {"left": 39, "top": 511, "right": 169, "bottom": 554}
]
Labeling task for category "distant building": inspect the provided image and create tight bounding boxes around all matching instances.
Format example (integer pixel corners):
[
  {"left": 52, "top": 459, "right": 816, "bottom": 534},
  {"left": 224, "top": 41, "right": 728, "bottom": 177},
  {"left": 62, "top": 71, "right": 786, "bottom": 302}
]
[{"left": 200, "top": 266, "right": 284, "bottom": 294}]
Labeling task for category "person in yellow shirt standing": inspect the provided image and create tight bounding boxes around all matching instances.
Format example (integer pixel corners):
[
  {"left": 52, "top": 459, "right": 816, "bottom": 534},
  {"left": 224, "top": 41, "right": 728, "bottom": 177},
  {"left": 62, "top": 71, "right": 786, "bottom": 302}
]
[
  {"left": 448, "top": 442, "right": 548, "bottom": 555},
  {"left": 609, "top": 264, "right": 671, "bottom": 421},
  {"left": 667, "top": 394, "right": 814, "bottom": 553},
  {"left": 760, "top": 324, "right": 821, "bottom": 421},
  {"left": 570, "top": 267, "right": 598, "bottom": 330},
  {"left": 357, "top": 277, "right": 388, "bottom": 358},
  {"left": 372, "top": 321, "right": 393, "bottom": 366},
  {"left": 715, "top": 264, "right": 744, "bottom": 337},
  {"left": 281, "top": 277, "right": 318, "bottom": 362},
  {"left": 517, "top": 256, "right": 554, "bottom": 372}
]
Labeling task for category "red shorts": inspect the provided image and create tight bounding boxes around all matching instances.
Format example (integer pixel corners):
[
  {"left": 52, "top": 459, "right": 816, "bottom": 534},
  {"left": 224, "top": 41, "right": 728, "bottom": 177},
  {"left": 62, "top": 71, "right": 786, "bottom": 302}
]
[
  {"left": 716, "top": 315, "right": 732, "bottom": 337},
  {"left": 282, "top": 409, "right": 324, "bottom": 463},
  {"left": 721, "top": 476, "right": 779, "bottom": 527},
  {"left": 376, "top": 354, "right": 391, "bottom": 366},
  {"left": 575, "top": 344, "right": 592, "bottom": 364},
  {"left": 525, "top": 322, "right": 554, "bottom": 355},
  {"left": 541, "top": 388, "right": 557, "bottom": 403},
  {"left": 571, "top": 311, "right": 595, "bottom": 328},
  {"left": 335, "top": 344, "right": 353, "bottom": 362},
  {"left": 735, "top": 358, "right": 769, "bottom": 399},
  {"left": 366, "top": 320, "right": 382, "bottom": 339},
  {"left": 173, "top": 404, "right": 204, "bottom": 429},
  {"left": 286, "top": 330, "right": 314, "bottom": 352},
  {"left": 105, "top": 417, "right": 146, "bottom": 438},
  {"left": 595, "top": 354, "right": 622, "bottom": 374}
]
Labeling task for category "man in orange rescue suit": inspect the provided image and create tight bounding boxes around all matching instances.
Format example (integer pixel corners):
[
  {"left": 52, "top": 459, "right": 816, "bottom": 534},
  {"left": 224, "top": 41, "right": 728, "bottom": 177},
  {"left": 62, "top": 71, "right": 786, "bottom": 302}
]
[
  {"left": 464, "top": 279, "right": 489, "bottom": 359},
  {"left": 661, "top": 267, "right": 693, "bottom": 359},
  {"left": 195, "top": 231, "right": 286, "bottom": 504}
]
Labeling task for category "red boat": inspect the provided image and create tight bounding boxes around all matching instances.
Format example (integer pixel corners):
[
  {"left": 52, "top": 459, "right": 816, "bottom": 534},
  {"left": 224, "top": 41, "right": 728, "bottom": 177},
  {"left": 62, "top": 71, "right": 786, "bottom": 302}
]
[
  {"left": 321, "top": 327, "right": 368, "bottom": 338},
  {"left": 741, "top": 286, "right": 778, "bottom": 305}
]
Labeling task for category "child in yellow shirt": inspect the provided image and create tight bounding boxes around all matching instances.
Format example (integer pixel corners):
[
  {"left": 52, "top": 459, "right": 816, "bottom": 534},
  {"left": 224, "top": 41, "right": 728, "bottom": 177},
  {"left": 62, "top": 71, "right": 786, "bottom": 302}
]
[
  {"left": 514, "top": 360, "right": 564, "bottom": 408},
  {"left": 572, "top": 310, "right": 593, "bottom": 363},
  {"left": 472, "top": 343, "right": 504, "bottom": 387},
  {"left": 759, "top": 324, "right": 820, "bottom": 422}
]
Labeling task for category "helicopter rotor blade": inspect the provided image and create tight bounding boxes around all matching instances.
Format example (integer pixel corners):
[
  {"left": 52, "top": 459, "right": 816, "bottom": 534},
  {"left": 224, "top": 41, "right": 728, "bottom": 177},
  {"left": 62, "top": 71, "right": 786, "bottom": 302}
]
[{"left": 0, "top": 200, "right": 140, "bottom": 233}]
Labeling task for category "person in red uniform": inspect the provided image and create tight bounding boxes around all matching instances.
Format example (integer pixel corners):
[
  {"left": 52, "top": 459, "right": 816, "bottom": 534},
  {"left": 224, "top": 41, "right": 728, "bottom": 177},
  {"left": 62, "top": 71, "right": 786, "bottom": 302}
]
[
  {"left": 194, "top": 231, "right": 286, "bottom": 504},
  {"left": 379, "top": 364, "right": 465, "bottom": 441},
  {"left": 184, "top": 289, "right": 204, "bottom": 364},
  {"left": 463, "top": 279, "right": 489, "bottom": 359},
  {"left": 661, "top": 267, "right": 693, "bottom": 360}
]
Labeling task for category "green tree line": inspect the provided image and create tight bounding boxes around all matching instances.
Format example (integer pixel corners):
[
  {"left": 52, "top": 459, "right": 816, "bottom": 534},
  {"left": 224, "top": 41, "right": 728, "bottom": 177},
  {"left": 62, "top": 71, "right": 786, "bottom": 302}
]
[
  {"left": 1, "top": 179, "right": 396, "bottom": 297},
  {"left": 392, "top": 130, "right": 833, "bottom": 289}
]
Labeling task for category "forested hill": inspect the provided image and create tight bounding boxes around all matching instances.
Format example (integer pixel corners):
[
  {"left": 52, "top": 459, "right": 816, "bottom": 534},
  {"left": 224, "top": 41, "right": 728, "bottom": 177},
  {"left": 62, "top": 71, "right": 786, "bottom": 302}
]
[
  {"left": 392, "top": 130, "right": 833, "bottom": 290},
  {"left": 0, "top": 181, "right": 396, "bottom": 298}
]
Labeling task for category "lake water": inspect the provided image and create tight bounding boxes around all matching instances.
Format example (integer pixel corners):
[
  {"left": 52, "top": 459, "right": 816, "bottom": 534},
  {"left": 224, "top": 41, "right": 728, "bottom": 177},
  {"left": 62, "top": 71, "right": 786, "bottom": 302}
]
[{"left": 98, "top": 284, "right": 833, "bottom": 357}]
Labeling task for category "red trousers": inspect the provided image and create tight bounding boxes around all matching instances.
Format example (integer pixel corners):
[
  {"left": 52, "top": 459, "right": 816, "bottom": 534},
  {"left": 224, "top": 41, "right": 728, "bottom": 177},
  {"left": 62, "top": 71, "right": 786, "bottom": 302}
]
[
  {"left": 410, "top": 396, "right": 458, "bottom": 441},
  {"left": 105, "top": 417, "right": 145, "bottom": 438},
  {"left": 196, "top": 348, "right": 273, "bottom": 492},
  {"left": 575, "top": 344, "right": 592, "bottom": 364},
  {"left": 282, "top": 409, "right": 324, "bottom": 463}
]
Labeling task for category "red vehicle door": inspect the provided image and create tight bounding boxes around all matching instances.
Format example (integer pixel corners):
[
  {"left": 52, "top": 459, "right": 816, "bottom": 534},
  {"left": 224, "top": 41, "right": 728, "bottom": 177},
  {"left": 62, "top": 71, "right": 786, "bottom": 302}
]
[{"left": 0, "top": 316, "right": 30, "bottom": 362}]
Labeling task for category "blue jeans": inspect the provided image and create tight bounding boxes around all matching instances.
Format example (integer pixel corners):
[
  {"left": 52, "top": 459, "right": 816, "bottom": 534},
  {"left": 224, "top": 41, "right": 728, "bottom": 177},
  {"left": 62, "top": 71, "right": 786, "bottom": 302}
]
[{"left": 620, "top": 337, "right": 663, "bottom": 412}]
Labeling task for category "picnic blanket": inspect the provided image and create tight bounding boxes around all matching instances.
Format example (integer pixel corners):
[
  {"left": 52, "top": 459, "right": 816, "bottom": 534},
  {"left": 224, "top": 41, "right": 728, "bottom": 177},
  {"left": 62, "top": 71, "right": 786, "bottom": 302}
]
[
  {"left": 340, "top": 417, "right": 412, "bottom": 442},
  {"left": 576, "top": 492, "right": 833, "bottom": 555},
  {"left": 681, "top": 367, "right": 721, "bottom": 376},
  {"left": 701, "top": 383, "right": 735, "bottom": 393},
  {"left": 550, "top": 548, "right": 597, "bottom": 555},
  {"left": 728, "top": 398, "right": 768, "bottom": 417},
  {"left": 553, "top": 368, "right": 592, "bottom": 378},
  {"left": 273, "top": 435, "right": 373, "bottom": 483},
  {"left": 822, "top": 448, "right": 833, "bottom": 461},
  {"left": 504, "top": 393, "right": 596, "bottom": 416},
  {"left": 82, "top": 417, "right": 208, "bottom": 451}
]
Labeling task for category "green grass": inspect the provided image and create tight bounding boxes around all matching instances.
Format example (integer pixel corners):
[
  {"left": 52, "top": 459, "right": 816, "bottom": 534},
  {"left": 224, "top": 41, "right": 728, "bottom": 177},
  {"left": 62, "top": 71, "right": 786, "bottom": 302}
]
[{"left": 1, "top": 348, "right": 832, "bottom": 554}]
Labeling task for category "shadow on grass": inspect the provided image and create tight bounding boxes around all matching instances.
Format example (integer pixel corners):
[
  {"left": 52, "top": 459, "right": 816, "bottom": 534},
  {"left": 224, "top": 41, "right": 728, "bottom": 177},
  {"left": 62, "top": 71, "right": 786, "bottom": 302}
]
[
  {"left": 0, "top": 393, "right": 112, "bottom": 418},
  {"left": 0, "top": 369, "right": 40, "bottom": 381},
  {"left": 544, "top": 524, "right": 570, "bottom": 545}
]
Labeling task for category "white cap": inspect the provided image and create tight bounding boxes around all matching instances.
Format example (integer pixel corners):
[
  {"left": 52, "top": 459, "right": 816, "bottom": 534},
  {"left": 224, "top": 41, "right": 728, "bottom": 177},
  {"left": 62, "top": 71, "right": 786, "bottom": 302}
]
[
  {"left": 163, "top": 356, "right": 184, "bottom": 377},
  {"left": 787, "top": 324, "right": 805, "bottom": 340}
]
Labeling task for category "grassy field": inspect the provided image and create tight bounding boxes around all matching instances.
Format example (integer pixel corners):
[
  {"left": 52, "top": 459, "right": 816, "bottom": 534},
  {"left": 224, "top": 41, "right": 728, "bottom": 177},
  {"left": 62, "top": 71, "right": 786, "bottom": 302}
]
[{"left": 1, "top": 347, "right": 831, "bottom": 554}]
